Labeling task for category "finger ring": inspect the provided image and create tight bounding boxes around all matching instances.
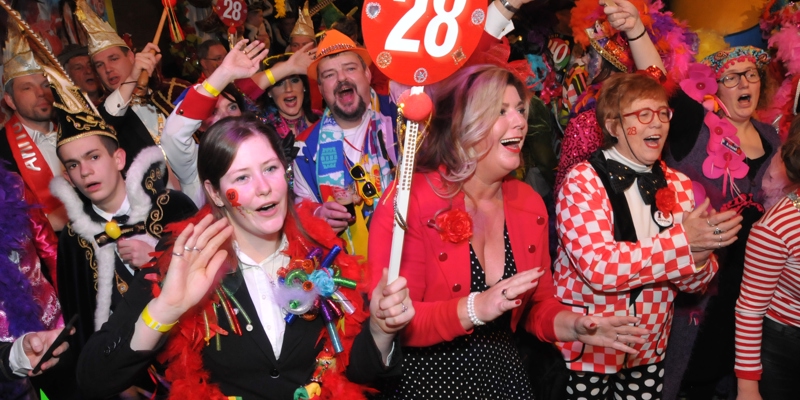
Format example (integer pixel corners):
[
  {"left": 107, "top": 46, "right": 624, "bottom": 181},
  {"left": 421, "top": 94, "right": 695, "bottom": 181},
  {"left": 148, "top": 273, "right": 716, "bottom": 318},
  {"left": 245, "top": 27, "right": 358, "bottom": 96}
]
[
  {"left": 193, "top": 247, "right": 203, "bottom": 251},
  {"left": 718, "top": 241, "right": 722, "bottom": 248},
  {"left": 719, "top": 234, "right": 722, "bottom": 242},
  {"left": 707, "top": 219, "right": 714, "bottom": 227},
  {"left": 184, "top": 246, "right": 193, "bottom": 252},
  {"left": 713, "top": 228, "right": 722, "bottom": 235},
  {"left": 615, "top": 333, "right": 619, "bottom": 342},
  {"left": 501, "top": 289, "right": 510, "bottom": 300},
  {"left": 172, "top": 252, "right": 184, "bottom": 257},
  {"left": 401, "top": 303, "right": 408, "bottom": 313}
]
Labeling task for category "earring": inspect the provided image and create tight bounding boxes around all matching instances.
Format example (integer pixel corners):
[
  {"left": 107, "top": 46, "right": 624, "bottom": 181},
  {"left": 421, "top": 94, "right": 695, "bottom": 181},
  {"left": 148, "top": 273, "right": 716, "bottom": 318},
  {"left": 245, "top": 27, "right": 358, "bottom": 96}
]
[
  {"left": 214, "top": 200, "right": 224, "bottom": 207},
  {"left": 285, "top": 165, "right": 294, "bottom": 191}
]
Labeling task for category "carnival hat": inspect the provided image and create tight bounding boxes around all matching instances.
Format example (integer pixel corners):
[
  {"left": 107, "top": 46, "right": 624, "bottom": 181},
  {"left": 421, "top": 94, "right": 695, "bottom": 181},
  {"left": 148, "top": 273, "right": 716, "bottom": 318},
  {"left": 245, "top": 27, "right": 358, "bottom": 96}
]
[
  {"left": 57, "top": 44, "right": 90, "bottom": 66},
  {"left": 3, "top": 23, "right": 44, "bottom": 84},
  {"left": 291, "top": 1, "right": 315, "bottom": 39},
  {"left": 307, "top": 29, "right": 371, "bottom": 80},
  {"left": 701, "top": 46, "right": 770, "bottom": 79},
  {"left": 74, "top": 0, "right": 129, "bottom": 57},
  {"left": 585, "top": 21, "right": 634, "bottom": 73}
]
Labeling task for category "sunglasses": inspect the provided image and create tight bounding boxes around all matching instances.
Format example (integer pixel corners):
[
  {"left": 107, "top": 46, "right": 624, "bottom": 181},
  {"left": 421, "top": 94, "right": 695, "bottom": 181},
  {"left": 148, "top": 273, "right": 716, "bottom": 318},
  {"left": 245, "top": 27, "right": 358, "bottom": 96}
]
[{"left": 350, "top": 164, "right": 378, "bottom": 206}]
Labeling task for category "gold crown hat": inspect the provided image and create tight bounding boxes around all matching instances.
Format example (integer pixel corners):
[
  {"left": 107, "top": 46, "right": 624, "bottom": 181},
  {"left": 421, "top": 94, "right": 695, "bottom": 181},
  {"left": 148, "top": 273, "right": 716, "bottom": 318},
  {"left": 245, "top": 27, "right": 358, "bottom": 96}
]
[
  {"left": 3, "top": 23, "right": 44, "bottom": 84},
  {"left": 74, "top": 0, "right": 129, "bottom": 57},
  {"left": 291, "top": 1, "right": 315, "bottom": 39}
]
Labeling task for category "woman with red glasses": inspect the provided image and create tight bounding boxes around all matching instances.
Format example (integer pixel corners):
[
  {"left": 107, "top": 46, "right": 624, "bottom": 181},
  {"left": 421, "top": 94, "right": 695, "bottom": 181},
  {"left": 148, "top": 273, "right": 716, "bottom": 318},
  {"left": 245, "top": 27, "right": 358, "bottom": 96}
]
[{"left": 555, "top": 73, "right": 742, "bottom": 399}]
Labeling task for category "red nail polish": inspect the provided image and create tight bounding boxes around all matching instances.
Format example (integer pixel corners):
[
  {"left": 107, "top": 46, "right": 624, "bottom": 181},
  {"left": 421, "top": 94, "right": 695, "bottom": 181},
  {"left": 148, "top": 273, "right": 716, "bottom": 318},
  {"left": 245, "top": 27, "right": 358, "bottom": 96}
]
[
  {"left": 515, "top": 300, "right": 521, "bottom": 305},
  {"left": 531, "top": 279, "right": 538, "bottom": 283},
  {"left": 589, "top": 323, "right": 597, "bottom": 329}
]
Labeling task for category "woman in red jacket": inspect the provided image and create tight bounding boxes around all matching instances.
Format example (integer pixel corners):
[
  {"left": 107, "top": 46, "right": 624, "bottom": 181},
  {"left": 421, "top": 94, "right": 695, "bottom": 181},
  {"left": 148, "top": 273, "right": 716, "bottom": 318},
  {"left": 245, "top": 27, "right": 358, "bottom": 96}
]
[{"left": 368, "top": 65, "right": 647, "bottom": 399}]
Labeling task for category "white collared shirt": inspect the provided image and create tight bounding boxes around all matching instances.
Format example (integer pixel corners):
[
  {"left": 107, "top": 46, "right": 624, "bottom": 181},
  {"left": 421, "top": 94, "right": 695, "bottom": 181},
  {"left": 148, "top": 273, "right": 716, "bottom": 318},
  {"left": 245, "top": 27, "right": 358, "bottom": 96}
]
[
  {"left": 104, "top": 89, "right": 160, "bottom": 141},
  {"left": 236, "top": 236, "right": 290, "bottom": 359},
  {"left": 21, "top": 122, "right": 61, "bottom": 178}
]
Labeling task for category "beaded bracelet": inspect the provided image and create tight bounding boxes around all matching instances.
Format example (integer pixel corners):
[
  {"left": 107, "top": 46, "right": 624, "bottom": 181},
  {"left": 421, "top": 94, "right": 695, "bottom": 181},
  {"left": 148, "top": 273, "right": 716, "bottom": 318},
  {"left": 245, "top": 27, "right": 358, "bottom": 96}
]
[
  {"left": 467, "top": 292, "right": 486, "bottom": 327},
  {"left": 141, "top": 304, "right": 178, "bottom": 333},
  {"left": 201, "top": 81, "right": 221, "bottom": 97},
  {"left": 265, "top": 69, "right": 277, "bottom": 85}
]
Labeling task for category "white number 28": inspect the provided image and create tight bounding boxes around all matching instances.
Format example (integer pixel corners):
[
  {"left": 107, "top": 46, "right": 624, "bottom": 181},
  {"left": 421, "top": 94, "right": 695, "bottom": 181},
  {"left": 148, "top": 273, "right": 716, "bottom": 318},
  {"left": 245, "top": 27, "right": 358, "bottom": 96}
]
[{"left": 385, "top": 0, "right": 466, "bottom": 58}]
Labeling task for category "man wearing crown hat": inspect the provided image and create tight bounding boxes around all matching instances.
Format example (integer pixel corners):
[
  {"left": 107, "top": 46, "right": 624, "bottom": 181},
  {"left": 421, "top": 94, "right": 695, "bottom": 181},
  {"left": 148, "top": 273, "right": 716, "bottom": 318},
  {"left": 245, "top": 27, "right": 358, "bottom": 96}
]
[
  {"left": 73, "top": 0, "right": 189, "bottom": 184},
  {"left": 46, "top": 55, "right": 197, "bottom": 371},
  {"left": 0, "top": 24, "right": 69, "bottom": 233},
  {"left": 289, "top": 1, "right": 315, "bottom": 53},
  {"left": 293, "top": 0, "right": 530, "bottom": 257}
]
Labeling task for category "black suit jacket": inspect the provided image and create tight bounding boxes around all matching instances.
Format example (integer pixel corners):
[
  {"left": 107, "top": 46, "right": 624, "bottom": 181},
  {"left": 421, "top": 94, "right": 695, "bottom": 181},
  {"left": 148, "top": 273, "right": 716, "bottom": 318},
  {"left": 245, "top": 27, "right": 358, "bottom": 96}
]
[{"left": 76, "top": 266, "right": 402, "bottom": 399}]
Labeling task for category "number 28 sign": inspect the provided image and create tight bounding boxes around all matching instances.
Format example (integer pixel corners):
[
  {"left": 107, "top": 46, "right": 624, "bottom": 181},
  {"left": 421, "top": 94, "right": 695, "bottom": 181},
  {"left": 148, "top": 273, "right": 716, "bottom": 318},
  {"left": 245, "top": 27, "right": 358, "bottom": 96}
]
[
  {"left": 215, "top": 0, "right": 246, "bottom": 28},
  {"left": 362, "top": 0, "right": 486, "bottom": 86}
]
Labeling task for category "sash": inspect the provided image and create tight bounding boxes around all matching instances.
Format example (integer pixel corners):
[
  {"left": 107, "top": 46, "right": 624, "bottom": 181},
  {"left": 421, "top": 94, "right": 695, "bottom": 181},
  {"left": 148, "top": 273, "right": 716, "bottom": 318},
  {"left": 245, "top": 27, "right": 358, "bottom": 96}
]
[{"left": 4, "top": 114, "right": 60, "bottom": 213}]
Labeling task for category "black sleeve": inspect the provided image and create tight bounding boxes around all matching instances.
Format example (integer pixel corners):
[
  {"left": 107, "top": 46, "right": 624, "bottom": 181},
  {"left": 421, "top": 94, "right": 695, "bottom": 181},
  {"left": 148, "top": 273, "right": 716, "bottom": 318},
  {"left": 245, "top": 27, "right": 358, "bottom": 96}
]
[
  {"left": 665, "top": 88, "right": 706, "bottom": 162},
  {"left": 0, "top": 341, "right": 18, "bottom": 382},
  {"left": 345, "top": 320, "right": 403, "bottom": 384},
  {"left": 75, "top": 267, "right": 167, "bottom": 399}
]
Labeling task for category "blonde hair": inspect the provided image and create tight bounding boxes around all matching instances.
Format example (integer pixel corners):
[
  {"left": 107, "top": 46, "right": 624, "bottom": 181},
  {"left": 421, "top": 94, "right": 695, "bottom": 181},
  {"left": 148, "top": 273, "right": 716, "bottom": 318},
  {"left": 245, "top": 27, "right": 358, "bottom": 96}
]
[{"left": 416, "top": 65, "right": 529, "bottom": 197}]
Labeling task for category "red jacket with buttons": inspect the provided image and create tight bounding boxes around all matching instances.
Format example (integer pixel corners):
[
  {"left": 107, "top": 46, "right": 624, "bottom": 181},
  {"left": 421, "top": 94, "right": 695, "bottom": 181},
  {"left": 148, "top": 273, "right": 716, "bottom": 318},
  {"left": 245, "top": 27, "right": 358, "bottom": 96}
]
[{"left": 368, "top": 171, "right": 566, "bottom": 347}]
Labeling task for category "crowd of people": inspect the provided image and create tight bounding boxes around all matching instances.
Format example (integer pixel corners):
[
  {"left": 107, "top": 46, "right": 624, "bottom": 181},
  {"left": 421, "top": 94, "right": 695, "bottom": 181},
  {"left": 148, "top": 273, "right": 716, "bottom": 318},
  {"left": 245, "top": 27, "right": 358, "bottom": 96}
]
[{"left": 2, "top": 0, "right": 800, "bottom": 399}]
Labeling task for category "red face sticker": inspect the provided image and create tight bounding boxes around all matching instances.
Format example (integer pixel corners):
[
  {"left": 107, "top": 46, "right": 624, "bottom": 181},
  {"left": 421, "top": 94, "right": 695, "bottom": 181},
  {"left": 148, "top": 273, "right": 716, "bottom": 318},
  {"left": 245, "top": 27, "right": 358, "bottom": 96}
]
[
  {"left": 225, "top": 189, "right": 241, "bottom": 207},
  {"left": 627, "top": 127, "right": 637, "bottom": 136}
]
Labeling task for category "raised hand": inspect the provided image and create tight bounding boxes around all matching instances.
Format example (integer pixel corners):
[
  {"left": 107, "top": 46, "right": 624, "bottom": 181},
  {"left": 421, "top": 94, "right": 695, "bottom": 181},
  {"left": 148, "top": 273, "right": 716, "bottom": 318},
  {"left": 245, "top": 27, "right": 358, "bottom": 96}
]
[
  {"left": 285, "top": 42, "right": 317, "bottom": 76},
  {"left": 472, "top": 268, "right": 545, "bottom": 324},
  {"left": 128, "top": 42, "right": 161, "bottom": 83},
  {"left": 147, "top": 215, "right": 233, "bottom": 324},
  {"left": 603, "top": 0, "right": 642, "bottom": 35},
  {"left": 219, "top": 40, "right": 269, "bottom": 81}
]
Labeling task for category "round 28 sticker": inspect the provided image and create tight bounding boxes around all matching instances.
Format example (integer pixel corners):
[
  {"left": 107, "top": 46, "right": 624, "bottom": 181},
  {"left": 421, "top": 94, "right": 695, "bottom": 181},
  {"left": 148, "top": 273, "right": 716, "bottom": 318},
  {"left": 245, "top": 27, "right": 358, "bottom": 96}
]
[
  {"left": 362, "top": 0, "right": 486, "bottom": 86},
  {"left": 215, "top": 0, "right": 246, "bottom": 28}
]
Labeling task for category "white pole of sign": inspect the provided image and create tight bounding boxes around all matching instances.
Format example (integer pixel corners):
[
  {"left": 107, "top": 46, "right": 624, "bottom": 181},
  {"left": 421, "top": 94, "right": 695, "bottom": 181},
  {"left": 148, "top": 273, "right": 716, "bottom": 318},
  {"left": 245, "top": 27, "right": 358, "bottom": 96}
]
[{"left": 387, "top": 85, "right": 425, "bottom": 283}]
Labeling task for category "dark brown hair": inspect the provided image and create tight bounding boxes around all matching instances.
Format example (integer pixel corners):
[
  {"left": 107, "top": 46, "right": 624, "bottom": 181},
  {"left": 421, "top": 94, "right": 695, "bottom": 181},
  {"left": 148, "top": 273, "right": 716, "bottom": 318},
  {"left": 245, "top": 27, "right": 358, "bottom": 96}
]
[
  {"left": 596, "top": 73, "right": 668, "bottom": 149},
  {"left": 782, "top": 115, "right": 800, "bottom": 183}
]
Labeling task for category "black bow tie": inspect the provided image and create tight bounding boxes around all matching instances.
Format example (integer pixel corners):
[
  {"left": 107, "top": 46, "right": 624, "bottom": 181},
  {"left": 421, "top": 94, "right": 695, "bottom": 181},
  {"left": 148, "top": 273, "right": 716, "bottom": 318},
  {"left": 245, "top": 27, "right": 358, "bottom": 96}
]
[
  {"left": 113, "top": 214, "right": 129, "bottom": 224},
  {"left": 606, "top": 160, "right": 666, "bottom": 205}
]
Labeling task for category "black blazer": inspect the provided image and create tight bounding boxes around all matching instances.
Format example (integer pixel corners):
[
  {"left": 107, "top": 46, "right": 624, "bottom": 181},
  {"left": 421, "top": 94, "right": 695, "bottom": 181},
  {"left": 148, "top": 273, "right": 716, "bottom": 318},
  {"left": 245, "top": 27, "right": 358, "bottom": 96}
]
[{"left": 76, "top": 266, "right": 401, "bottom": 399}]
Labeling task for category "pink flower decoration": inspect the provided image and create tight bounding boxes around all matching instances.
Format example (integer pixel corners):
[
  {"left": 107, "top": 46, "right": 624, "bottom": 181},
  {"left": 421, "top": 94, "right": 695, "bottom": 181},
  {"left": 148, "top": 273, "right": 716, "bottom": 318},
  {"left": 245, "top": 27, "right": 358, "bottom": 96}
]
[
  {"left": 702, "top": 147, "right": 748, "bottom": 179},
  {"left": 680, "top": 63, "right": 717, "bottom": 102},
  {"left": 704, "top": 114, "right": 737, "bottom": 153}
]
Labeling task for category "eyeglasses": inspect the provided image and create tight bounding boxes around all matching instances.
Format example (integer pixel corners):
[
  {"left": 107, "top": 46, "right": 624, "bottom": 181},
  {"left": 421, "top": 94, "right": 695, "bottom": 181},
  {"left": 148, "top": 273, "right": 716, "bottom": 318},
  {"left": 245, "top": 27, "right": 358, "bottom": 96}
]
[
  {"left": 718, "top": 68, "right": 760, "bottom": 88},
  {"left": 621, "top": 106, "right": 673, "bottom": 124},
  {"left": 271, "top": 75, "right": 304, "bottom": 94},
  {"left": 350, "top": 164, "right": 378, "bottom": 206},
  {"left": 204, "top": 56, "right": 224, "bottom": 63}
]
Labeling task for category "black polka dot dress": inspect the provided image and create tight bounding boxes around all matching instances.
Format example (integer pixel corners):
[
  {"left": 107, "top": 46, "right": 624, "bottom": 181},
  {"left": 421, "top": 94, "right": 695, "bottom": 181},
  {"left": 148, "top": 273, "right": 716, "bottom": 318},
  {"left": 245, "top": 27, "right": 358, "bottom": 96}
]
[{"left": 378, "top": 226, "right": 533, "bottom": 399}]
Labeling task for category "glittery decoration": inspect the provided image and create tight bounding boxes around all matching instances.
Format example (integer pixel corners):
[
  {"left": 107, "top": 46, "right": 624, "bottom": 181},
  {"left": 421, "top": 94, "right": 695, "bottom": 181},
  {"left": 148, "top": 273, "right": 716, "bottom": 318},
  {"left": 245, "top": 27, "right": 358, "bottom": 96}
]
[
  {"left": 377, "top": 51, "right": 392, "bottom": 69},
  {"left": 365, "top": 2, "right": 381, "bottom": 19},
  {"left": 452, "top": 47, "right": 466, "bottom": 65},
  {"left": 414, "top": 68, "right": 428, "bottom": 83},
  {"left": 471, "top": 9, "right": 485, "bottom": 25}
]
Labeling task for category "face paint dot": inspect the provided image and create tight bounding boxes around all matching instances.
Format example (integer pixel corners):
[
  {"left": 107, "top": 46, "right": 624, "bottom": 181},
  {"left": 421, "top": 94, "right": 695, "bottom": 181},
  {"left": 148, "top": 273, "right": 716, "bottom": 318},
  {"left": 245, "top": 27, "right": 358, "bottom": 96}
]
[{"left": 226, "top": 189, "right": 241, "bottom": 207}]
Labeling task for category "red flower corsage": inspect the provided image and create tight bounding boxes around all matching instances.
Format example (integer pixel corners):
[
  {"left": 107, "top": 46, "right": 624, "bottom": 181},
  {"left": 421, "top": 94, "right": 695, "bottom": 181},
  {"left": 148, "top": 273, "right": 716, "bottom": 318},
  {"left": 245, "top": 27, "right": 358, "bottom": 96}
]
[
  {"left": 655, "top": 187, "right": 677, "bottom": 215},
  {"left": 432, "top": 209, "right": 473, "bottom": 244}
]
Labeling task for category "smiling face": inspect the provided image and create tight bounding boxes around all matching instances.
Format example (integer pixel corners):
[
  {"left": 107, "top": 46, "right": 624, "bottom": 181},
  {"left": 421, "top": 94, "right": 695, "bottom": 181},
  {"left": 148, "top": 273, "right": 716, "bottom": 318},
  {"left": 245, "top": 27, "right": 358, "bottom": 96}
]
[
  {"left": 716, "top": 61, "right": 760, "bottom": 123},
  {"left": 205, "top": 134, "right": 288, "bottom": 244},
  {"left": 475, "top": 85, "right": 527, "bottom": 180},
  {"left": 58, "top": 135, "right": 127, "bottom": 212},
  {"left": 317, "top": 52, "right": 372, "bottom": 127},
  {"left": 268, "top": 75, "right": 305, "bottom": 119},
  {"left": 92, "top": 46, "right": 134, "bottom": 91},
  {"left": 608, "top": 98, "right": 670, "bottom": 166}
]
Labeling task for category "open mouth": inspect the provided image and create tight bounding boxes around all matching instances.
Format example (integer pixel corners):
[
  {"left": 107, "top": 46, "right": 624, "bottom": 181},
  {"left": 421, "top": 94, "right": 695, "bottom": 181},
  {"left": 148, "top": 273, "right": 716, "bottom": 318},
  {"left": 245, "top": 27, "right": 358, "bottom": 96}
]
[
  {"left": 738, "top": 94, "right": 752, "bottom": 107},
  {"left": 107, "top": 76, "right": 119, "bottom": 86},
  {"left": 335, "top": 83, "right": 356, "bottom": 104},
  {"left": 282, "top": 96, "right": 297, "bottom": 107},
  {"left": 643, "top": 134, "right": 662, "bottom": 147},
  {"left": 85, "top": 182, "right": 101, "bottom": 192},
  {"left": 255, "top": 203, "right": 277, "bottom": 213},
  {"left": 500, "top": 137, "right": 523, "bottom": 153}
]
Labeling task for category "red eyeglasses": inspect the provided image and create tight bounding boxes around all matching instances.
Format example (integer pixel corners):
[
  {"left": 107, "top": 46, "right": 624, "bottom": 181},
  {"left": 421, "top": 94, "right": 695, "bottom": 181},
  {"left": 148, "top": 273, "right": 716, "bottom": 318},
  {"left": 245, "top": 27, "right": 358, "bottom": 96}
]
[{"left": 621, "top": 106, "right": 673, "bottom": 124}]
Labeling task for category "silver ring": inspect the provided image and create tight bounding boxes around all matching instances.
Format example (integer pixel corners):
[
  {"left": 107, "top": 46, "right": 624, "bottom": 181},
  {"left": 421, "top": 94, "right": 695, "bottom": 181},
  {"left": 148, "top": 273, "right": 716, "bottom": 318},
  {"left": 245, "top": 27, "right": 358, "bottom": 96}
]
[
  {"left": 615, "top": 333, "right": 619, "bottom": 342},
  {"left": 193, "top": 247, "right": 203, "bottom": 252},
  {"left": 184, "top": 246, "right": 193, "bottom": 252},
  {"left": 718, "top": 241, "right": 722, "bottom": 248},
  {"left": 501, "top": 289, "right": 510, "bottom": 300},
  {"left": 713, "top": 228, "right": 722, "bottom": 235},
  {"left": 719, "top": 234, "right": 722, "bottom": 242},
  {"left": 707, "top": 219, "right": 714, "bottom": 227},
  {"left": 401, "top": 303, "right": 408, "bottom": 313},
  {"left": 172, "top": 252, "right": 184, "bottom": 257}
]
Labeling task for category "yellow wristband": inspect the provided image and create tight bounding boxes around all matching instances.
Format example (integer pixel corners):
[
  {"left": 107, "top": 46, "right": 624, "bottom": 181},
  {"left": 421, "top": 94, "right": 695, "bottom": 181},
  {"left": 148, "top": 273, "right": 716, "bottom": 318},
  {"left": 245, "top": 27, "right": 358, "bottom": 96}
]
[
  {"left": 265, "top": 68, "right": 277, "bottom": 85},
  {"left": 141, "top": 304, "right": 177, "bottom": 333},
  {"left": 201, "top": 80, "right": 221, "bottom": 98}
]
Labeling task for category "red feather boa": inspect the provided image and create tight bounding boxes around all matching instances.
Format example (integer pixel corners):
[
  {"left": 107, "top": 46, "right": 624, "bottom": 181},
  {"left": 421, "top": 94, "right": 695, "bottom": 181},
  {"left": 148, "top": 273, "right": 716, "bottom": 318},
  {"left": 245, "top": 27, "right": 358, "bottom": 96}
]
[{"left": 148, "top": 203, "right": 374, "bottom": 399}]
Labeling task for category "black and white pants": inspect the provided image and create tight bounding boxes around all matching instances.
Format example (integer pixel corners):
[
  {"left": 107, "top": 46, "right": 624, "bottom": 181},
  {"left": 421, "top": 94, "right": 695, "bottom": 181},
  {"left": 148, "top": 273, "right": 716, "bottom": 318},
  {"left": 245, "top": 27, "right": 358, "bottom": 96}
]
[{"left": 566, "top": 361, "right": 665, "bottom": 400}]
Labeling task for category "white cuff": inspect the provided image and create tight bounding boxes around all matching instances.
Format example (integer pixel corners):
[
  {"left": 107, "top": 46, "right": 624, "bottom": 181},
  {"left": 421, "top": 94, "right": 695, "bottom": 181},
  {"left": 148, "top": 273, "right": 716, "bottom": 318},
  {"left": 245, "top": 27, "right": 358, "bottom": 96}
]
[
  {"left": 104, "top": 89, "right": 131, "bottom": 116},
  {"left": 485, "top": 2, "right": 515, "bottom": 39},
  {"left": 10, "top": 334, "right": 33, "bottom": 377}
]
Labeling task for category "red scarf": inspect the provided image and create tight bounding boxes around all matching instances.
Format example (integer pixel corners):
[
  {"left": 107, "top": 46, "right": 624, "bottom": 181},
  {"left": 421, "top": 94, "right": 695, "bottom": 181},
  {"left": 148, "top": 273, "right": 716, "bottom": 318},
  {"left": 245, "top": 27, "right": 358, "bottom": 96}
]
[{"left": 4, "top": 114, "right": 60, "bottom": 213}]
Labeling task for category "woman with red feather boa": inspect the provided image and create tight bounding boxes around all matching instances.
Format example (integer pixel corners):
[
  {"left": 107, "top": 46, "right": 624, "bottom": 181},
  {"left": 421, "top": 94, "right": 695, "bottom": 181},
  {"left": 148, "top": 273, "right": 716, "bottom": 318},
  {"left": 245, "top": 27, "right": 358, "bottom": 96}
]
[{"left": 76, "top": 116, "right": 414, "bottom": 399}]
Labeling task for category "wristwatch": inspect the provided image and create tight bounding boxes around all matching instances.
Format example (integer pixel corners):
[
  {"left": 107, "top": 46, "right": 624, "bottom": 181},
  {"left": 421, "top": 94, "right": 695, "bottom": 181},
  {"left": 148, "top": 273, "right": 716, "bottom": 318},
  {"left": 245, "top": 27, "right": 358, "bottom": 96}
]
[{"left": 499, "top": 0, "right": 519, "bottom": 13}]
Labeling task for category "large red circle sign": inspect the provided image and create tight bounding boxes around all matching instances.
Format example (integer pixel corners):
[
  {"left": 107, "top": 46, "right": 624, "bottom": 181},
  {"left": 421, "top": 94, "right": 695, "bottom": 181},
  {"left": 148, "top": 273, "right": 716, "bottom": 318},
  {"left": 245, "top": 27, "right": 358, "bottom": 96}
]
[
  {"left": 362, "top": 0, "right": 486, "bottom": 86},
  {"left": 215, "top": 0, "right": 246, "bottom": 28}
]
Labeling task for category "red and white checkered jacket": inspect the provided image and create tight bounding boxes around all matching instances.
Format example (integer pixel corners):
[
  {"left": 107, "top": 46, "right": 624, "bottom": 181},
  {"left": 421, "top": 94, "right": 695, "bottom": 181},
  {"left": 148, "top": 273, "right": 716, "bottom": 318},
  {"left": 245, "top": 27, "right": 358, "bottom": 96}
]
[{"left": 554, "top": 160, "right": 718, "bottom": 373}]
